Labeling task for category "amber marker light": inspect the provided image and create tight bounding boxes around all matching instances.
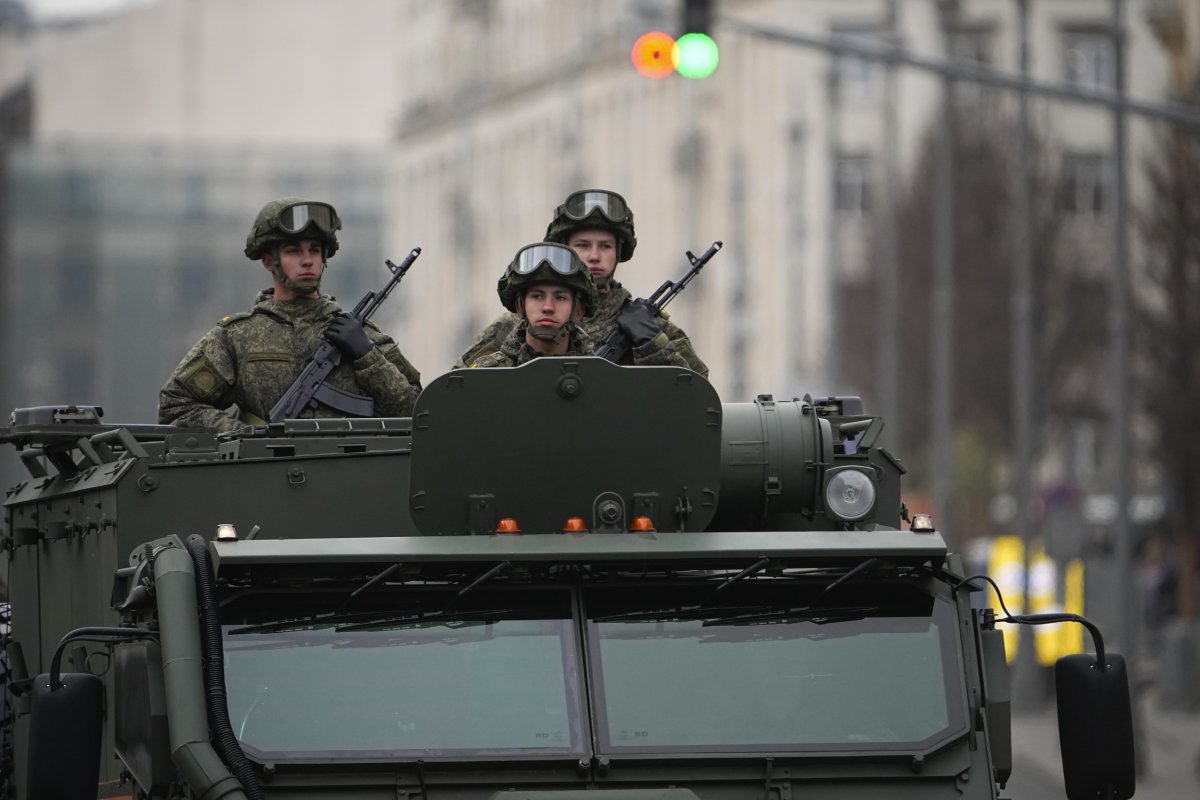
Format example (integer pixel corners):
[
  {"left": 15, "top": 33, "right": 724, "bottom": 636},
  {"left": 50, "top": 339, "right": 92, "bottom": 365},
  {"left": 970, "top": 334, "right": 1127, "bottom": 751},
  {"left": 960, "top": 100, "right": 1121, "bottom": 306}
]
[
  {"left": 630, "top": 516, "right": 657, "bottom": 532},
  {"left": 495, "top": 518, "right": 521, "bottom": 534},
  {"left": 562, "top": 517, "right": 589, "bottom": 533},
  {"left": 631, "top": 31, "right": 679, "bottom": 78}
]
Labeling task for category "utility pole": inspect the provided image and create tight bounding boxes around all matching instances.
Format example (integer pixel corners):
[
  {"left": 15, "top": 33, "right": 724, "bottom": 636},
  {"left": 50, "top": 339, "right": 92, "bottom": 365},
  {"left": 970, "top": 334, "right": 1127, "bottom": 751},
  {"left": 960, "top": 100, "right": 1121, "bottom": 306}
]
[
  {"left": 1009, "top": 0, "right": 1044, "bottom": 709},
  {"left": 1109, "top": 0, "right": 1133, "bottom": 663},
  {"left": 877, "top": 0, "right": 901, "bottom": 452},
  {"left": 932, "top": 0, "right": 959, "bottom": 535},
  {"left": 826, "top": 60, "right": 844, "bottom": 393}
]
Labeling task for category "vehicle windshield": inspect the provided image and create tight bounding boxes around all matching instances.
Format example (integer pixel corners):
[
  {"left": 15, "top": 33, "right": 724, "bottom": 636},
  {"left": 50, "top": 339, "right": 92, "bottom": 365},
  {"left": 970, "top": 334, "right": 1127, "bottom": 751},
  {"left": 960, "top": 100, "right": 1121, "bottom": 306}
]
[
  {"left": 218, "top": 574, "right": 967, "bottom": 760},
  {"left": 584, "top": 580, "right": 967, "bottom": 754},
  {"left": 220, "top": 587, "right": 585, "bottom": 759}
]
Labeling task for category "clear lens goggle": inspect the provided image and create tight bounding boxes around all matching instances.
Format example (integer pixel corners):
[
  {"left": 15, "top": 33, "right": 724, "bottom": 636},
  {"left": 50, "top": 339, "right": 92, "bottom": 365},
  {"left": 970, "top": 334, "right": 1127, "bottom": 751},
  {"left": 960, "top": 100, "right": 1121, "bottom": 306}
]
[
  {"left": 273, "top": 202, "right": 341, "bottom": 235},
  {"left": 512, "top": 243, "right": 584, "bottom": 276},
  {"left": 558, "top": 190, "right": 630, "bottom": 223}
]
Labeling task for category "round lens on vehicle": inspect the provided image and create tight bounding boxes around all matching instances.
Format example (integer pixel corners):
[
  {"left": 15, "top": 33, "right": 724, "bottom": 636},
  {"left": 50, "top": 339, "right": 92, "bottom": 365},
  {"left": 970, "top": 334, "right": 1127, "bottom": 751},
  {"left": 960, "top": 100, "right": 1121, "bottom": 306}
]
[{"left": 825, "top": 468, "right": 877, "bottom": 522}]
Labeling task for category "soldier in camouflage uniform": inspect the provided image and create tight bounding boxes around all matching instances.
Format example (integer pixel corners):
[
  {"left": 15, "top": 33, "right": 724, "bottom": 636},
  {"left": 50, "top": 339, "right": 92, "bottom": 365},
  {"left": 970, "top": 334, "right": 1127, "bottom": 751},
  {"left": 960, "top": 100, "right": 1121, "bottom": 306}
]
[
  {"left": 159, "top": 198, "right": 421, "bottom": 432},
  {"left": 456, "top": 189, "right": 708, "bottom": 376},
  {"left": 468, "top": 243, "right": 598, "bottom": 368}
]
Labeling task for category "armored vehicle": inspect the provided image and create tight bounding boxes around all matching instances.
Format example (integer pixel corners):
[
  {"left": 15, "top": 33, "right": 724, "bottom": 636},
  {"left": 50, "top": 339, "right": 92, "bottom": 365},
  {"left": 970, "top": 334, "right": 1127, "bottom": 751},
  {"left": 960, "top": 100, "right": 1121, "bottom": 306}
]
[{"left": 0, "top": 359, "right": 1133, "bottom": 799}]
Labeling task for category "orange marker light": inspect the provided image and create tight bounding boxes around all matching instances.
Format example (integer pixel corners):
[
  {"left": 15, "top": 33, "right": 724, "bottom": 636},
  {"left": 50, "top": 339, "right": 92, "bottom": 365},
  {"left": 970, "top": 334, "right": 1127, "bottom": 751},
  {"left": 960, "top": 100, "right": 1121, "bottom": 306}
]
[
  {"left": 562, "top": 517, "right": 588, "bottom": 533},
  {"left": 495, "top": 518, "right": 521, "bottom": 533},
  {"left": 630, "top": 516, "right": 656, "bottom": 532},
  {"left": 631, "top": 31, "right": 679, "bottom": 79}
]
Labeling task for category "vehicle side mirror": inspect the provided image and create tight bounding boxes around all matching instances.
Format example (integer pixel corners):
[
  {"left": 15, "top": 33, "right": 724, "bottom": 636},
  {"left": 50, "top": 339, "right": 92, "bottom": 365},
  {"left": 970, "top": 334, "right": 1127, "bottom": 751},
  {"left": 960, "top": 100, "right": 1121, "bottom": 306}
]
[
  {"left": 28, "top": 672, "right": 104, "bottom": 800},
  {"left": 1055, "top": 652, "right": 1135, "bottom": 800}
]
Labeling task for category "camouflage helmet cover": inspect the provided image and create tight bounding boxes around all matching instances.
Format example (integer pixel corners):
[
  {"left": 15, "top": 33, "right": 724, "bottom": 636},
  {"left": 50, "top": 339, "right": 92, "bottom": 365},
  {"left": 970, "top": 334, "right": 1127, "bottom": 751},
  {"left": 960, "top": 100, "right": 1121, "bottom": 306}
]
[
  {"left": 497, "top": 243, "right": 599, "bottom": 318},
  {"left": 244, "top": 197, "right": 342, "bottom": 260},
  {"left": 544, "top": 189, "right": 637, "bottom": 262}
]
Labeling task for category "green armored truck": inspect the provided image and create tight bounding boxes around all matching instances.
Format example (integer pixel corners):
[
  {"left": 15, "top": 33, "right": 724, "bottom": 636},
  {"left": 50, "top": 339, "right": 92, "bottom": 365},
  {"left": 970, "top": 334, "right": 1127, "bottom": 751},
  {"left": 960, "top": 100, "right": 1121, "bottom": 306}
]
[{"left": 0, "top": 360, "right": 1133, "bottom": 800}]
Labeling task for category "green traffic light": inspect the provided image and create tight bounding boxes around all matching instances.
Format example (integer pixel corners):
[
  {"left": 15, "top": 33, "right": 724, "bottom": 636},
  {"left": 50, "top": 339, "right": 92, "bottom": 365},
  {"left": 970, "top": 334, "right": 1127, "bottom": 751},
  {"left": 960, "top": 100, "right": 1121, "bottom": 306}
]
[{"left": 674, "top": 32, "right": 719, "bottom": 79}]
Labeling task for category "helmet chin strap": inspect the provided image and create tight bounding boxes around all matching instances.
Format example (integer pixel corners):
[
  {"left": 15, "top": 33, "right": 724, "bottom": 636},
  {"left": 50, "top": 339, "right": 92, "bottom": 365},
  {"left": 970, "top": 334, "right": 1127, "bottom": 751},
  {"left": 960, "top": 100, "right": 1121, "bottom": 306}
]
[
  {"left": 523, "top": 293, "right": 577, "bottom": 343},
  {"left": 528, "top": 323, "right": 570, "bottom": 343},
  {"left": 270, "top": 252, "right": 325, "bottom": 295}
]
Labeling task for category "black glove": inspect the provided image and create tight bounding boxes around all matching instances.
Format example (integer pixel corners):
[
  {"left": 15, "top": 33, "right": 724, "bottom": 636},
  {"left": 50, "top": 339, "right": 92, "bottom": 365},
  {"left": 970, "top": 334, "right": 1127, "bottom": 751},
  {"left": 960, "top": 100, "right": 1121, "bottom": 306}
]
[
  {"left": 324, "top": 314, "right": 374, "bottom": 360},
  {"left": 616, "top": 300, "right": 664, "bottom": 348}
]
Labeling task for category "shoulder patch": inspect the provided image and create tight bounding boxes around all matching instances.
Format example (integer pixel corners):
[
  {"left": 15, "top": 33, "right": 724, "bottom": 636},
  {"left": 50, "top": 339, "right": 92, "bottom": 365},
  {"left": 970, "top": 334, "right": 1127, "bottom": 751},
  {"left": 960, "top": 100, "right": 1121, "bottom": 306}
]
[
  {"left": 217, "top": 309, "right": 255, "bottom": 327},
  {"left": 177, "top": 354, "right": 229, "bottom": 402},
  {"left": 469, "top": 352, "right": 509, "bottom": 369}
]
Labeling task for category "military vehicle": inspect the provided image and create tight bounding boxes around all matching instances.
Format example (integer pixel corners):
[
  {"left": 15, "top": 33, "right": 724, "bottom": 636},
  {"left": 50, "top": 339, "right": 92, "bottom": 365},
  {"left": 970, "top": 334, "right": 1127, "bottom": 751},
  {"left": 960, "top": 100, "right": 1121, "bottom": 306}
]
[{"left": 0, "top": 359, "right": 1133, "bottom": 800}]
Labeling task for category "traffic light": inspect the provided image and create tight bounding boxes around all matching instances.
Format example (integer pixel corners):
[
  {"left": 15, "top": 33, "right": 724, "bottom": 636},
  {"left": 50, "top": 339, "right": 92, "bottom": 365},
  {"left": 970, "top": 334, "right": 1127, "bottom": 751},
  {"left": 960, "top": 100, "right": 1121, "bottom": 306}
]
[
  {"left": 629, "top": 0, "right": 719, "bottom": 80},
  {"left": 674, "top": 33, "right": 719, "bottom": 79},
  {"left": 631, "top": 31, "right": 679, "bottom": 79}
]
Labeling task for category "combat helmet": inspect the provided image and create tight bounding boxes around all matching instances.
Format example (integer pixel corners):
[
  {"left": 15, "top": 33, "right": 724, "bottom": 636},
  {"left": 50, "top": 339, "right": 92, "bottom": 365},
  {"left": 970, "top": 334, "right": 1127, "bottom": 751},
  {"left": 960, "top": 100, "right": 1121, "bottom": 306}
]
[
  {"left": 244, "top": 198, "right": 342, "bottom": 260},
  {"left": 544, "top": 189, "right": 637, "bottom": 262},
  {"left": 497, "top": 243, "right": 598, "bottom": 317}
]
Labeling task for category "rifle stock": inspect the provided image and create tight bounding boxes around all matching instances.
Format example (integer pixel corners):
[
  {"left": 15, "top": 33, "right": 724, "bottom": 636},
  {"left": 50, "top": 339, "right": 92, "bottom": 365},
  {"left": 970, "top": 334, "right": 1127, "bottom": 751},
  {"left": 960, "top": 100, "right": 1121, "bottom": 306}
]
[
  {"left": 268, "top": 247, "right": 421, "bottom": 422},
  {"left": 594, "top": 240, "right": 722, "bottom": 364}
]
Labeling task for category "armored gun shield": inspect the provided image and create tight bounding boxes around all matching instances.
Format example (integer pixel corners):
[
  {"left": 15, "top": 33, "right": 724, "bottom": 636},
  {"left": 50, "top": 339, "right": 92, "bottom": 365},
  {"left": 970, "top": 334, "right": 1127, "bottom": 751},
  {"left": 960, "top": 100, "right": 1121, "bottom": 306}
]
[{"left": 409, "top": 358, "right": 722, "bottom": 534}]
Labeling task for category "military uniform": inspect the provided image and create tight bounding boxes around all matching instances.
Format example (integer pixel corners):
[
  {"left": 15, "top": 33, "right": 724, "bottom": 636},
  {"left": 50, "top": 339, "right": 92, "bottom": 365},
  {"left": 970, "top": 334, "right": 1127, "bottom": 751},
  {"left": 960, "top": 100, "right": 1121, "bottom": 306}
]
[
  {"left": 457, "top": 280, "right": 706, "bottom": 375},
  {"left": 458, "top": 189, "right": 707, "bottom": 376},
  {"left": 159, "top": 291, "right": 421, "bottom": 432},
  {"left": 469, "top": 321, "right": 593, "bottom": 368}
]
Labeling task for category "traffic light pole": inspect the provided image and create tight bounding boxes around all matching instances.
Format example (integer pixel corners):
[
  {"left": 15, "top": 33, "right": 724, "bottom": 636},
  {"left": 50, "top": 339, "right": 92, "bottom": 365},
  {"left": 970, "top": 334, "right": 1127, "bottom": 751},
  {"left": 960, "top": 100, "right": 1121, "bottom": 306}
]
[{"left": 721, "top": 15, "right": 1200, "bottom": 132}]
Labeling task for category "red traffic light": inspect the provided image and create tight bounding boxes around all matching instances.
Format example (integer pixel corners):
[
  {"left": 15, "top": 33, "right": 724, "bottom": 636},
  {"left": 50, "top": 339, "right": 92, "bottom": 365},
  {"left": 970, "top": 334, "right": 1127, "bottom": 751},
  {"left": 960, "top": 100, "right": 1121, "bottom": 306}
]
[{"left": 631, "top": 31, "right": 678, "bottom": 79}]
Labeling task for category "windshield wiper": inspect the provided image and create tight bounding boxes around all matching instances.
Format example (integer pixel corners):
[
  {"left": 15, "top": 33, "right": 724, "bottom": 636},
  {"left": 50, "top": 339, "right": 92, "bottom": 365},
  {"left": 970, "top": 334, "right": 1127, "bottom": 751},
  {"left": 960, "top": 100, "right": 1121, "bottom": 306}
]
[
  {"left": 228, "top": 606, "right": 516, "bottom": 635},
  {"left": 594, "top": 604, "right": 772, "bottom": 623},
  {"left": 699, "top": 558, "right": 883, "bottom": 626},
  {"left": 335, "top": 607, "right": 514, "bottom": 632},
  {"left": 596, "top": 558, "right": 886, "bottom": 626},
  {"left": 228, "top": 561, "right": 518, "bottom": 635},
  {"left": 457, "top": 560, "right": 510, "bottom": 597},
  {"left": 700, "top": 604, "right": 880, "bottom": 626},
  {"left": 228, "top": 609, "right": 403, "bottom": 635}
]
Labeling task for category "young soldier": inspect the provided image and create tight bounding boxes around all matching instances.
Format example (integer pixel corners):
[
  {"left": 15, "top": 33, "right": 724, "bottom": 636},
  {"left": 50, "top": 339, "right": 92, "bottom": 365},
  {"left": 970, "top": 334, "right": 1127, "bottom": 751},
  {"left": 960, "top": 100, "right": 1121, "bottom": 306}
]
[
  {"left": 468, "top": 243, "right": 597, "bottom": 367},
  {"left": 159, "top": 197, "right": 421, "bottom": 431},
  {"left": 457, "top": 189, "right": 707, "bottom": 376}
]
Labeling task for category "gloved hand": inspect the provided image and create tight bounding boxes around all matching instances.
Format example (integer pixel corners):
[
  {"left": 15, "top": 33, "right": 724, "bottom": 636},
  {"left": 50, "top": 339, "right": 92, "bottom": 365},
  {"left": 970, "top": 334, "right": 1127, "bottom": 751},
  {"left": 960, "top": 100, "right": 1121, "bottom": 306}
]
[
  {"left": 324, "top": 314, "right": 374, "bottom": 360},
  {"left": 616, "top": 300, "right": 664, "bottom": 348}
]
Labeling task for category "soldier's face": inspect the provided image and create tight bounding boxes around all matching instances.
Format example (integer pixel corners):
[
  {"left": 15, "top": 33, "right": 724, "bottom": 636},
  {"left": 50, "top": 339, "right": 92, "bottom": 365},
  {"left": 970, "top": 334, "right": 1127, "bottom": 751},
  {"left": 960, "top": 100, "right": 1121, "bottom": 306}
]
[
  {"left": 567, "top": 229, "right": 618, "bottom": 285},
  {"left": 522, "top": 283, "right": 580, "bottom": 334},
  {"left": 265, "top": 239, "right": 325, "bottom": 298}
]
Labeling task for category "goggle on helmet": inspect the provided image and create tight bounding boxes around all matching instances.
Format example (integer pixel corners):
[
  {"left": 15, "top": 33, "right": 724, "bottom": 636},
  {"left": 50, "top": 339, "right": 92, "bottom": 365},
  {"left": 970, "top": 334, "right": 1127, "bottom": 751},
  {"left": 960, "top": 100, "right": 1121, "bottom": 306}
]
[
  {"left": 544, "top": 189, "right": 637, "bottom": 262},
  {"left": 245, "top": 198, "right": 343, "bottom": 260},
  {"left": 497, "top": 243, "right": 598, "bottom": 317}
]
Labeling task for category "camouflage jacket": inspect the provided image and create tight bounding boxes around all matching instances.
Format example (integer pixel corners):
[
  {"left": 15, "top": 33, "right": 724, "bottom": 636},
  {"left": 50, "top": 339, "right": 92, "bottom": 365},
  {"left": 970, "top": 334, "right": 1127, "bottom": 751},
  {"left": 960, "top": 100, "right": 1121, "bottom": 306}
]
[
  {"left": 455, "top": 280, "right": 708, "bottom": 376},
  {"left": 467, "top": 322, "right": 593, "bottom": 368},
  {"left": 158, "top": 292, "right": 421, "bottom": 432}
]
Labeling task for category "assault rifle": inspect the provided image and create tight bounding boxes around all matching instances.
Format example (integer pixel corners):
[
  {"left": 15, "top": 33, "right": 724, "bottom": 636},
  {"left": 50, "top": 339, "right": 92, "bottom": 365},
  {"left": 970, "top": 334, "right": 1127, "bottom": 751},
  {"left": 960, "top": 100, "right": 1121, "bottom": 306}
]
[
  {"left": 594, "top": 240, "right": 722, "bottom": 364},
  {"left": 268, "top": 247, "right": 421, "bottom": 423}
]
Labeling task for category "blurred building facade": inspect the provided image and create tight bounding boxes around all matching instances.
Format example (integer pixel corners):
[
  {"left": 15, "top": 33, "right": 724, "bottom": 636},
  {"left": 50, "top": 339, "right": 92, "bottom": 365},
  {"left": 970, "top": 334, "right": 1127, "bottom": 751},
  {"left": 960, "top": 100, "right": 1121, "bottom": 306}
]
[{"left": 0, "top": 0, "right": 1189, "bottom": 510}]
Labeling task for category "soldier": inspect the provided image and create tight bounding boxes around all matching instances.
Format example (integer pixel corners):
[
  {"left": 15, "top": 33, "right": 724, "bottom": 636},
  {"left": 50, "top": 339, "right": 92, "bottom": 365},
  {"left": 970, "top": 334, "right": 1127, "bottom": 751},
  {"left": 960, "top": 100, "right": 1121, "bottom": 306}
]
[
  {"left": 468, "top": 242, "right": 598, "bottom": 367},
  {"left": 456, "top": 189, "right": 708, "bottom": 376},
  {"left": 158, "top": 197, "right": 421, "bottom": 431}
]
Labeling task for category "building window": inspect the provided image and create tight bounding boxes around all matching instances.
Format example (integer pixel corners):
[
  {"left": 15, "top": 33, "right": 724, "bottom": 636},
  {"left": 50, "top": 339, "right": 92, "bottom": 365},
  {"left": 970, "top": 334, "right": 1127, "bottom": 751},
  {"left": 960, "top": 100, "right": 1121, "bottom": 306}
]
[
  {"left": 177, "top": 257, "right": 213, "bottom": 306},
  {"left": 1062, "top": 152, "right": 1109, "bottom": 218},
  {"left": 62, "top": 349, "right": 96, "bottom": 404},
  {"left": 832, "top": 25, "right": 881, "bottom": 98},
  {"left": 949, "top": 24, "right": 994, "bottom": 67},
  {"left": 59, "top": 252, "right": 98, "bottom": 303},
  {"left": 1062, "top": 28, "right": 1114, "bottom": 91},
  {"left": 63, "top": 168, "right": 96, "bottom": 220},
  {"left": 181, "top": 172, "right": 208, "bottom": 218},
  {"left": 834, "top": 154, "right": 873, "bottom": 217}
]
